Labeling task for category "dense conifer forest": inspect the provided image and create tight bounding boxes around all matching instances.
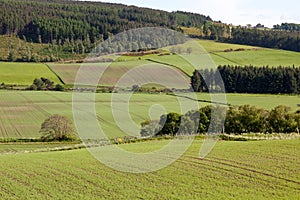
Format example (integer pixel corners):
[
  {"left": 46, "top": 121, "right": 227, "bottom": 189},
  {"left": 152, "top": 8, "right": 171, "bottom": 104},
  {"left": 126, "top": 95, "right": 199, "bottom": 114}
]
[
  {"left": 191, "top": 66, "right": 300, "bottom": 94},
  {"left": 0, "top": 0, "right": 299, "bottom": 58}
]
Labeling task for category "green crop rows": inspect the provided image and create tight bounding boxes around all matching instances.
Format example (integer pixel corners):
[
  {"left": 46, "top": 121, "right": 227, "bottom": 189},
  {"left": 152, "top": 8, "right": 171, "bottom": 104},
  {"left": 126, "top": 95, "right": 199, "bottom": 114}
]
[{"left": 0, "top": 139, "right": 299, "bottom": 199}]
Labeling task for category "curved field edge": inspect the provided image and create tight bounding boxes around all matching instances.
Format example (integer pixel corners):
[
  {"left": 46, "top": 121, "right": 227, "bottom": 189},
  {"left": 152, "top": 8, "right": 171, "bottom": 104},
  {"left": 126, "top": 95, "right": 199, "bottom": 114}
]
[{"left": 0, "top": 139, "right": 299, "bottom": 199}]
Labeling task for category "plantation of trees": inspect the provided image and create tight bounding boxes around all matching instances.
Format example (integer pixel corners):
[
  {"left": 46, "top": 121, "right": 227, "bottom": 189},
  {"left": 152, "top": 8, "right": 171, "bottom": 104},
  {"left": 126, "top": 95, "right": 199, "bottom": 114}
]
[
  {"left": 191, "top": 65, "right": 300, "bottom": 94},
  {"left": 0, "top": 0, "right": 210, "bottom": 45}
]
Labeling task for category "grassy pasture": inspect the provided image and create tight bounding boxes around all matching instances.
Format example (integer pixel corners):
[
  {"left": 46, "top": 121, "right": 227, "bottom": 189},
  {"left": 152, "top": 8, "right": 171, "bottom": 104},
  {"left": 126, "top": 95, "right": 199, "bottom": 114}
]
[
  {"left": 0, "top": 62, "right": 62, "bottom": 85},
  {"left": 210, "top": 49, "right": 300, "bottom": 66},
  {"left": 0, "top": 91, "right": 298, "bottom": 139},
  {"left": 0, "top": 139, "right": 299, "bottom": 199},
  {"left": 152, "top": 49, "right": 300, "bottom": 75},
  {"left": 109, "top": 40, "right": 300, "bottom": 76}
]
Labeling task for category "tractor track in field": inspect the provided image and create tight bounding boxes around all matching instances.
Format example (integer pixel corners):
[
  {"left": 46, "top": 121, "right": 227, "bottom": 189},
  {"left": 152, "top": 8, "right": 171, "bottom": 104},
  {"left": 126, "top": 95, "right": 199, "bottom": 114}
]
[
  {"left": 44, "top": 92, "right": 70, "bottom": 105},
  {"left": 38, "top": 162, "right": 112, "bottom": 194},
  {"left": 189, "top": 156, "right": 300, "bottom": 187},
  {"left": 174, "top": 155, "right": 300, "bottom": 191},
  {"left": 42, "top": 159, "right": 166, "bottom": 197},
  {"left": 209, "top": 155, "right": 300, "bottom": 173},
  {"left": 124, "top": 149, "right": 297, "bottom": 188},
  {"left": 19, "top": 93, "right": 51, "bottom": 117},
  {"left": 209, "top": 52, "right": 242, "bottom": 65}
]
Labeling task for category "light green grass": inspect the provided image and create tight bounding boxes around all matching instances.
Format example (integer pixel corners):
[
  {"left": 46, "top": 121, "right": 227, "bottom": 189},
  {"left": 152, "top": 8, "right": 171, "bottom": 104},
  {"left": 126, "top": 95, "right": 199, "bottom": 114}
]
[
  {"left": 198, "top": 39, "right": 262, "bottom": 52},
  {"left": 211, "top": 49, "right": 300, "bottom": 66},
  {"left": 0, "top": 91, "right": 298, "bottom": 139},
  {"left": 0, "top": 139, "right": 299, "bottom": 199},
  {"left": 121, "top": 40, "right": 300, "bottom": 76},
  {"left": 0, "top": 62, "right": 61, "bottom": 85},
  {"left": 195, "top": 93, "right": 300, "bottom": 111}
]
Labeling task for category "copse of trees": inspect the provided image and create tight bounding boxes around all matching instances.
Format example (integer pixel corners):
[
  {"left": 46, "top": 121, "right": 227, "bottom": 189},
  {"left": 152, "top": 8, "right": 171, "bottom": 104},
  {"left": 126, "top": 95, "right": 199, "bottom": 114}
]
[
  {"left": 191, "top": 65, "right": 300, "bottom": 94},
  {"left": 28, "top": 77, "right": 64, "bottom": 91},
  {"left": 141, "top": 105, "right": 300, "bottom": 137}
]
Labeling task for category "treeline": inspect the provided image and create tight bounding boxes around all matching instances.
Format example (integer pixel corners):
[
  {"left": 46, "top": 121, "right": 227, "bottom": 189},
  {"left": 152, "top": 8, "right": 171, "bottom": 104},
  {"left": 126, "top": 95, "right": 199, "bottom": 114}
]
[
  {"left": 273, "top": 23, "right": 300, "bottom": 31},
  {"left": 141, "top": 105, "right": 300, "bottom": 136},
  {"left": 221, "top": 26, "right": 300, "bottom": 52},
  {"left": 191, "top": 65, "right": 300, "bottom": 94}
]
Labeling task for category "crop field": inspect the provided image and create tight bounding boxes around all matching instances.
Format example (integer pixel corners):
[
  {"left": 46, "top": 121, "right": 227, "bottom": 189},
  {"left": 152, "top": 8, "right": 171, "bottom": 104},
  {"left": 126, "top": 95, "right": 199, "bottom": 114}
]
[
  {"left": 0, "top": 139, "right": 299, "bottom": 199},
  {"left": 48, "top": 60, "right": 190, "bottom": 86},
  {"left": 0, "top": 91, "right": 298, "bottom": 139},
  {"left": 0, "top": 62, "right": 62, "bottom": 85}
]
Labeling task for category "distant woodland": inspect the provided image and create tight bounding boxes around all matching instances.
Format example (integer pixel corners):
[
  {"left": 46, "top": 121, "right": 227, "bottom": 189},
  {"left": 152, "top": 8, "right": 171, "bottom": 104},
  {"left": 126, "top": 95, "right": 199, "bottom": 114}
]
[{"left": 0, "top": 0, "right": 299, "bottom": 60}]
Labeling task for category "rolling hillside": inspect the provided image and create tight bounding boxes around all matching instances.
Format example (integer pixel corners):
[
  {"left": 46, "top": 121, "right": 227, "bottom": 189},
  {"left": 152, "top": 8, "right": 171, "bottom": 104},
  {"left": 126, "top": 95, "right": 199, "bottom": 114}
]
[{"left": 1, "top": 39, "right": 299, "bottom": 87}]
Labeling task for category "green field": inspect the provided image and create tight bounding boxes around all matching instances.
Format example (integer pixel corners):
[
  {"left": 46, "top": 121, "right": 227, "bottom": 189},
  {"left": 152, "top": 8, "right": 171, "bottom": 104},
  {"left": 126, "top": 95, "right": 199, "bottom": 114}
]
[
  {"left": 0, "top": 91, "right": 298, "bottom": 139},
  {"left": 145, "top": 40, "right": 300, "bottom": 75},
  {"left": 0, "top": 139, "right": 299, "bottom": 199},
  {"left": 0, "top": 62, "right": 62, "bottom": 85},
  {"left": 1, "top": 39, "right": 298, "bottom": 86}
]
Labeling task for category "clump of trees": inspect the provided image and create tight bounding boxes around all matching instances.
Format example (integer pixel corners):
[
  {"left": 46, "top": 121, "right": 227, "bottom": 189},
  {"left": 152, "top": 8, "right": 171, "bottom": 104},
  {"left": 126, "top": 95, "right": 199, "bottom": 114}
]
[
  {"left": 191, "top": 65, "right": 300, "bottom": 94},
  {"left": 40, "top": 114, "right": 77, "bottom": 142},
  {"left": 28, "top": 78, "right": 64, "bottom": 91},
  {"left": 141, "top": 105, "right": 300, "bottom": 137}
]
